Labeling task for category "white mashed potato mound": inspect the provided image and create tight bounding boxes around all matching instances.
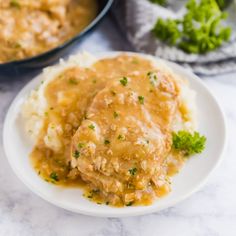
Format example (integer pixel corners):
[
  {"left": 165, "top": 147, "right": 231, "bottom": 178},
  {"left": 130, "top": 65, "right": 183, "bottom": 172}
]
[
  {"left": 21, "top": 52, "right": 96, "bottom": 149},
  {"left": 21, "top": 52, "right": 196, "bottom": 152}
]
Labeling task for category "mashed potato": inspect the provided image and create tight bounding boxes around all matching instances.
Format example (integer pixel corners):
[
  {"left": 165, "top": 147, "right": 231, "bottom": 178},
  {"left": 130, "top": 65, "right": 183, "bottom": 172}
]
[{"left": 22, "top": 52, "right": 197, "bottom": 206}]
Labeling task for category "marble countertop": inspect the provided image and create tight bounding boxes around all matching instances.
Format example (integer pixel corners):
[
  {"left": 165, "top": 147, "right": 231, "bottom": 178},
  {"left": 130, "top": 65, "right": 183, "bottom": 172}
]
[{"left": 1, "top": 17, "right": 236, "bottom": 236}]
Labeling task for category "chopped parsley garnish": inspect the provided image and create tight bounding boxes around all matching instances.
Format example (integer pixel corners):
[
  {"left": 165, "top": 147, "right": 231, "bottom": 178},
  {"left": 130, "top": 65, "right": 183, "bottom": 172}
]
[
  {"left": 129, "top": 167, "right": 137, "bottom": 176},
  {"left": 10, "top": 0, "right": 21, "bottom": 8},
  {"left": 147, "top": 72, "right": 158, "bottom": 86},
  {"left": 93, "top": 79, "right": 97, "bottom": 84},
  {"left": 172, "top": 131, "right": 206, "bottom": 156},
  {"left": 78, "top": 143, "right": 85, "bottom": 149},
  {"left": 104, "top": 139, "right": 110, "bottom": 145},
  {"left": 113, "top": 111, "right": 119, "bottom": 118},
  {"left": 126, "top": 202, "right": 133, "bottom": 206},
  {"left": 50, "top": 172, "right": 59, "bottom": 182},
  {"left": 106, "top": 201, "right": 110, "bottom": 205},
  {"left": 88, "top": 124, "right": 95, "bottom": 130},
  {"left": 138, "top": 96, "right": 145, "bottom": 104},
  {"left": 120, "top": 77, "right": 128, "bottom": 86},
  {"left": 118, "top": 134, "right": 125, "bottom": 140},
  {"left": 73, "top": 150, "right": 80, "bottom": 159},
  {"left": 68, "top": 78, "right": 78, "bottom": 85}
]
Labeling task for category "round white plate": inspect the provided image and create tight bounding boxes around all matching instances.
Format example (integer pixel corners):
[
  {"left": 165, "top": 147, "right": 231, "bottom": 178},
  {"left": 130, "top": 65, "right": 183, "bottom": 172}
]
[{"left": 3, "top": 52, "right": 227, "bottom": 217}]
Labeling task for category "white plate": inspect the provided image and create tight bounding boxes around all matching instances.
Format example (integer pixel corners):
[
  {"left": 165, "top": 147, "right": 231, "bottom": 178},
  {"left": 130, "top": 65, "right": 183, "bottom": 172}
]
[{"left": 3, "top": 52, "right": 227, "bottom": 217}]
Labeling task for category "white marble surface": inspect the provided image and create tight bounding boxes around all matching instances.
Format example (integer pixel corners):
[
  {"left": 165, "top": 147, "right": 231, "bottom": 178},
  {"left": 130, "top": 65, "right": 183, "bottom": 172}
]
[{"left": 1, "top": 17, "right": 236, "bottom": 236}]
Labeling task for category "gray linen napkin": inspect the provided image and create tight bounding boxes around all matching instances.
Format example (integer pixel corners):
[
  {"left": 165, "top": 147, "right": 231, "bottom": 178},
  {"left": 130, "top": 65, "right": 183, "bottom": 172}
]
[{"left": 112, "top": 0, "right": 236, "bottom": 75}]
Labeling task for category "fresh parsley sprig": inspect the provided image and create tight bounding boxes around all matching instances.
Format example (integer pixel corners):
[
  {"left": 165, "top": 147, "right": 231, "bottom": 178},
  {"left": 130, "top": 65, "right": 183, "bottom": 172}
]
[
  {"left": 172, "top": 131, "right": 206, "bottom": 156},
  {"left": 152, "top": 0, "right": 231, "bottom": 54}
]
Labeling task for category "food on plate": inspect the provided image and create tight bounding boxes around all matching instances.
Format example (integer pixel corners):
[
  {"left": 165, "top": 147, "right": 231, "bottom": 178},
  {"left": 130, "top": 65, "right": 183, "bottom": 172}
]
[
  {"left": 0, "top": 0, "right": 97, "bottom": 63},
  {"left": 22, "top": 52, "right": 206, "bottom": 207},
  {"left": 152, "top": 0, "right": 231, "bottom": 54}
]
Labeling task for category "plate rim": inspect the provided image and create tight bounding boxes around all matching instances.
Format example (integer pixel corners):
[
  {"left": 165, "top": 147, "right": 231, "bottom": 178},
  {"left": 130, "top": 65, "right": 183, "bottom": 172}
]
[{"left": 2, "top": 51, "right": 227, "bottom": 217}]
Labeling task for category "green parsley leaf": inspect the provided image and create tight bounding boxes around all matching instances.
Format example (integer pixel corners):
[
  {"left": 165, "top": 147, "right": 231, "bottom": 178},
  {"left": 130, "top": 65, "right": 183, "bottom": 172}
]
[
  {"left": 126, "top": 202, "right": 133, "bottom": 206},
  {"left": 10, "top": 0, "right": 21, "bottom": 8},
  {"left": 128, "top": 167, "right": 138, "bottom": 176},
  {"left": 104, "top": 139, "right": 110, "bottom": 145},
  {"left": 113, "top": 111, "right": 119, "bottom": 118},
  {"left": 50, "top": 172, "right": 59, "bottom": 181},
  {"left": 78, "top": 143, "right": 85, "bottom": 149},
  {"left": 73, "top": 150, "right": 80, "bottom": 159},
  {"left": 68, "top": 78, "right": 78, "bottom": 85},
  {"left": 138, "top": 96, "right": 145, "bottom": 104},
  {"left": 118, "top": 134, "right": 125, "bottom": 140},
  {"left": 172, "top": 130, "right": 206, "bottom": 156},
  {"left": 152, "top": 18, "right": 181, "bottom": 46},
  {"left": 147, "top": 71, "right": 158, "bottom": 86},
  {"left": 88, "top": 124, "right": 95, "bottom": 130},
  {"left": 120, "top": 77, "right": 128, "bottom": 86}
]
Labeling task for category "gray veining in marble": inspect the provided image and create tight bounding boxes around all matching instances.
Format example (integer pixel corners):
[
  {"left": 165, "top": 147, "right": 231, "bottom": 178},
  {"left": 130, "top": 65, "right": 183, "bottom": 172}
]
[{"left": 0, "top": 16, "right": 236, "bottom": 236}]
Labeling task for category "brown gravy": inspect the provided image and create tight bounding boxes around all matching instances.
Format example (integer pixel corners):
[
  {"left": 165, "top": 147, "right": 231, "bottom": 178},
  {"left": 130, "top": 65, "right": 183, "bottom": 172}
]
[{"left": 30, "top": 55, "right": 185, "bottom": 206}]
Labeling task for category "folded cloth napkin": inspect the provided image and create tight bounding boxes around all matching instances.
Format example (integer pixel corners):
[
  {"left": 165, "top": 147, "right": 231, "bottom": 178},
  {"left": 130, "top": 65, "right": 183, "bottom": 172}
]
[{"left": 112, "top": 0, "right": 236, "bottom": 75}]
